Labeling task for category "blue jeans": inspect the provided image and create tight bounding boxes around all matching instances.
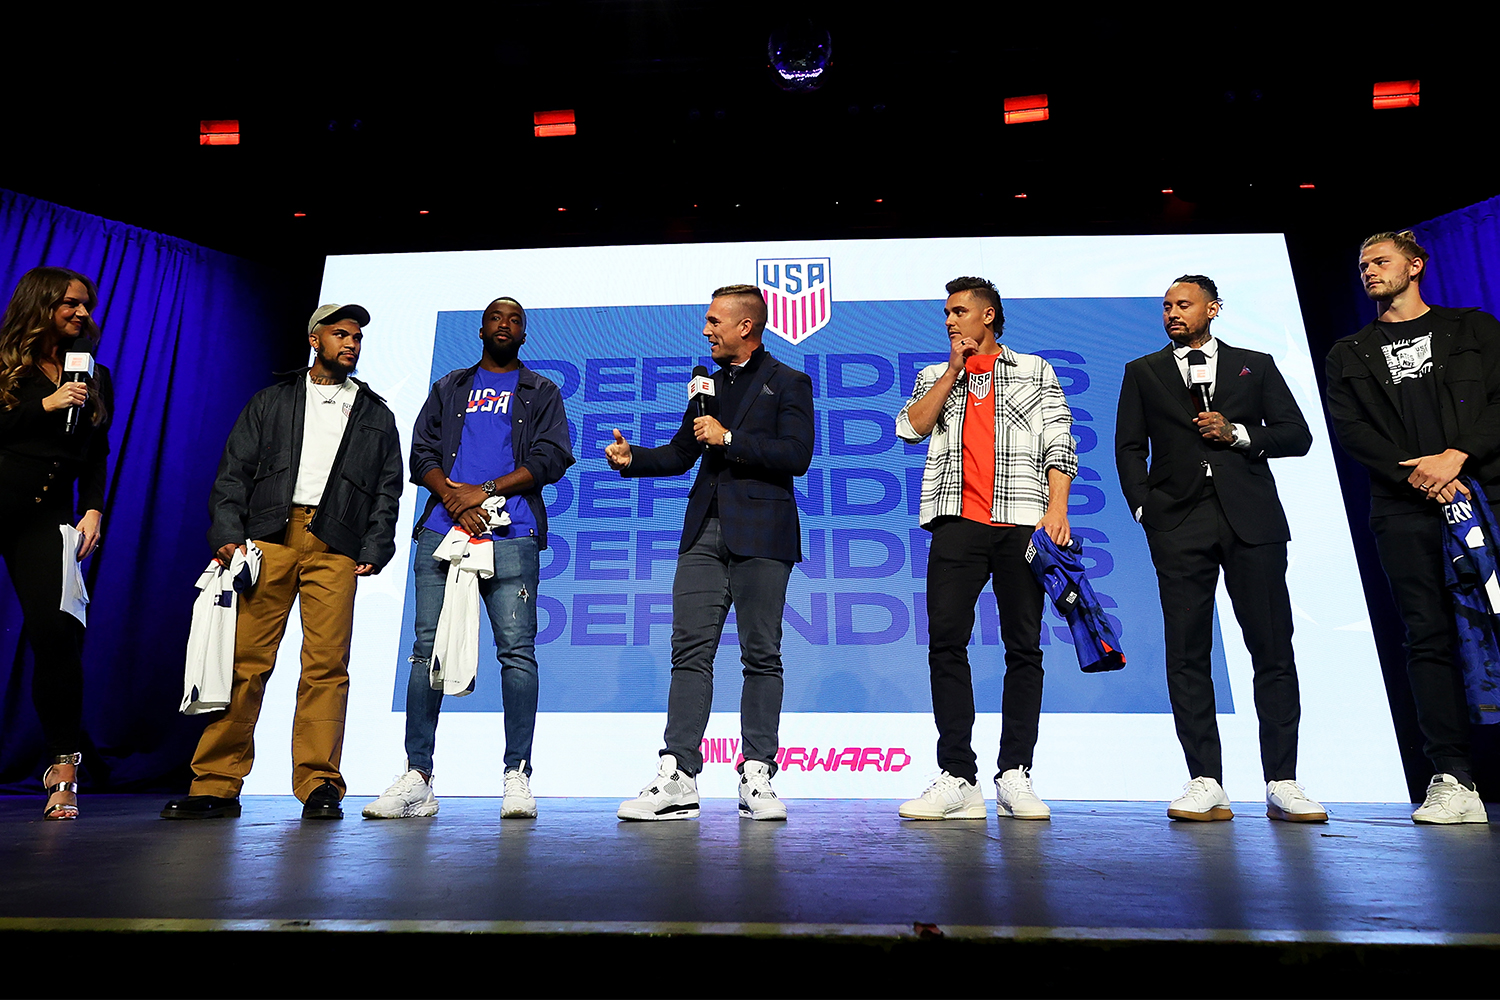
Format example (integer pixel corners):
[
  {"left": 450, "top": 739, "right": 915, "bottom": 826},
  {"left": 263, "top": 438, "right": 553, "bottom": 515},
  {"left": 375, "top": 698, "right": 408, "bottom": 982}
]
[
  {"left": 406, "top": 528, "right": 540, "bottom": 776},
  {"left": 662, "top": 518, "right": 793, "bottom": 776}
]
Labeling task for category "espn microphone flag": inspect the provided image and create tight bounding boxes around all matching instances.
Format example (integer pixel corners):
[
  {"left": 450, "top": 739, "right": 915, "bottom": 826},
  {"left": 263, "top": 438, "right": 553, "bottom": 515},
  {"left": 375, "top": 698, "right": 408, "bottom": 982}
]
[
  {"left": 62, "top": 351, "right": 95, "bottom": 435},
  {"left": 688, "top": 367, "right": 716, "bottom": 408},
  {"left": 689, "top": 365, "right": 717, "bottom": 453},
  {"left": 1187, "top": 349, "right": 1212, "bottom": 412}
]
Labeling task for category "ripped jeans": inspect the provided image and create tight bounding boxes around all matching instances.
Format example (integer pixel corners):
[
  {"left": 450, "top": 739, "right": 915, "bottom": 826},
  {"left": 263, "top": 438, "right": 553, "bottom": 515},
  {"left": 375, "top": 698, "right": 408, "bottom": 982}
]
[{"left": 406, "top": 528, "right": 540, "bottom": 776}]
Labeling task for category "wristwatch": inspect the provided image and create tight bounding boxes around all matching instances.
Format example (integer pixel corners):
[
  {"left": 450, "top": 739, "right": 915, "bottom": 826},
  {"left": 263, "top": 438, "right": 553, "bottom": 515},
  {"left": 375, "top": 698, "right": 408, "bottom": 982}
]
[
  {"left": 482, "top": 480, "right": 497, "bottom": 496},
  {"left": 722, "top": 430, "right": 733, "bottom": 448}
]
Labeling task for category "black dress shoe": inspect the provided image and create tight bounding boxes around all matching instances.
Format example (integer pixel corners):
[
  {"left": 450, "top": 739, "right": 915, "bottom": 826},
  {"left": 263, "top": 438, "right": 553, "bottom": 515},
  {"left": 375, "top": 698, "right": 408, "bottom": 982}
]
[
  {"left": 160, "top": 795, "right": 241, "bottom": 820},
  {"left": 302, "top": 781, "right": 344, "bottom": 820}
]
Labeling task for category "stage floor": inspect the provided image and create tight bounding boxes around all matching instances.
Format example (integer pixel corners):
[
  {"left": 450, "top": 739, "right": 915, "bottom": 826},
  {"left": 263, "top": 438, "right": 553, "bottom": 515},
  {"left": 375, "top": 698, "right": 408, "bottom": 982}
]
[{"left": 1, "top": 795, "right": 1495, "bottom": 942}]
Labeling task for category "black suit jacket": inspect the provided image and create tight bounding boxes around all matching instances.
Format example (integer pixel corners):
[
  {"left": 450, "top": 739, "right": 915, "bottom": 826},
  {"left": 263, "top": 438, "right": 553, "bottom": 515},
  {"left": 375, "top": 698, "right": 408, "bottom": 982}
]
[
  {"left": 622, "top": 350, "right": 813, "bottom": 562},
  {"left": 1324, "top": 306, "right": 1500, "bottom": 505},
  {"left": 1115, "top": 342, "right": 1312, "bottom": 545}
]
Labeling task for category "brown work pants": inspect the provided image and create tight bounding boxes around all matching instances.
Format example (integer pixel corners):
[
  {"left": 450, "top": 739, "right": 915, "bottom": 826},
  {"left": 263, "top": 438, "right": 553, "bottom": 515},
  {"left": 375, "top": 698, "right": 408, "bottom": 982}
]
[{"left": 189, "top": 507, "right": 356, "bottom": 802}]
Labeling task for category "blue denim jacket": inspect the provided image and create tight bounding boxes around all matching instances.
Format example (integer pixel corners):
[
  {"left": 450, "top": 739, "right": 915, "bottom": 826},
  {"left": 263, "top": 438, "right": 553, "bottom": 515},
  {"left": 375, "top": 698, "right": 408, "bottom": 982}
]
[{"left": 409, "top": 363, "right": 574, "bottom": 549}]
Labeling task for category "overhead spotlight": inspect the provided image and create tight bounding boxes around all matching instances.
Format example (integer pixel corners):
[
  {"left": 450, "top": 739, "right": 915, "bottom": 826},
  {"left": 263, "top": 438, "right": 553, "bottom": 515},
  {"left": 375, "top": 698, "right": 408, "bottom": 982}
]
[
  {"left": 534, "top": 110, "right": 576, "bottom": 137},
  {"left": 200, "top": 120, "right": 239, "bottom": 146},
  {"left": 1161, "top": 188, "right": 1174, "bottom": 194},
  {"left": 1003, "top": 95, "right": 1049, "bottom": 124},
  {"left": 768, "top": 19, "right": 832, "bottom": 92},
  {"left": 1373, "top": 80, "right": 1419, "bottom": 109}
]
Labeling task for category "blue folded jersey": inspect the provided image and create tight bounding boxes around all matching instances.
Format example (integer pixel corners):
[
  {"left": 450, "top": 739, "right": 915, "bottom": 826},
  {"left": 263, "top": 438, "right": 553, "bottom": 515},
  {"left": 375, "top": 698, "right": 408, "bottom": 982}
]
[
  {"left": 1024, "top": 529, "right": 1125, "bottom": 674},
  {"left": 1441, "top": 481, "right": 1500, "bottom": 725}
]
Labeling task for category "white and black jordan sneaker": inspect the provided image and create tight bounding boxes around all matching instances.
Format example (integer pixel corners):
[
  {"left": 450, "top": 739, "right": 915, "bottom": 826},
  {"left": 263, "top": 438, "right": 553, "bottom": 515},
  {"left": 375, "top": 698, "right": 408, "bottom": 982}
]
[
  {"left": 738, "top": 760, "right": 788, "bottom": 821},
  {"left": 617, "top": 754, "right": 700, "bottom": 821}
]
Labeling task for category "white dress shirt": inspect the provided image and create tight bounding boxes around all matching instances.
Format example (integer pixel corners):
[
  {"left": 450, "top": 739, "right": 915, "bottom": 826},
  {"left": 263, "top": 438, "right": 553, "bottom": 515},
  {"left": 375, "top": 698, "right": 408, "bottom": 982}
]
[{"left": 1133, "top": 337, "right": 1252, "bottom": 521}]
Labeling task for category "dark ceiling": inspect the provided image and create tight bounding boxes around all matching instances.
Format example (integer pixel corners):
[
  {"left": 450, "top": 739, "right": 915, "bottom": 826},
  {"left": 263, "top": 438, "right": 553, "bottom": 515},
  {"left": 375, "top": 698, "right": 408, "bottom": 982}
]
[{"left": 3, "top": 4, "right": 1495, "bottom": 264}]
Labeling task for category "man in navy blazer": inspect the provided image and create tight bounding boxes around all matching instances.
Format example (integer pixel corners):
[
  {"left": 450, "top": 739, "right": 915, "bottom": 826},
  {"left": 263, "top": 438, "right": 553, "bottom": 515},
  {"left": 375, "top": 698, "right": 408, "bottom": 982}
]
[
  {"left": 1116, "top": 274, "right": 1326, "bottom": 824},
  {"left": 606, "top": 284, "right": 813, "bottom": 821}
]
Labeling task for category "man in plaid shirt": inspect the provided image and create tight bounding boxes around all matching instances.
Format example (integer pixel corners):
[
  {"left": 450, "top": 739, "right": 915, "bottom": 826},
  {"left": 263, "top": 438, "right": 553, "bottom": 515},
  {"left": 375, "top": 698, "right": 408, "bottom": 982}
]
[{"left": 894, "top": 276, "right": 1076, "bottom": 821}]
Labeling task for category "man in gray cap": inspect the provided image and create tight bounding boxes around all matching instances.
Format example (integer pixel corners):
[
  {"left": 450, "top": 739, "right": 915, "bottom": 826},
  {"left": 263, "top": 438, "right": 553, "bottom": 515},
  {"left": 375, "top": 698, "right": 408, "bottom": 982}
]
[{"left": 163, "top": 303, "right": 403, "bottom": 820}]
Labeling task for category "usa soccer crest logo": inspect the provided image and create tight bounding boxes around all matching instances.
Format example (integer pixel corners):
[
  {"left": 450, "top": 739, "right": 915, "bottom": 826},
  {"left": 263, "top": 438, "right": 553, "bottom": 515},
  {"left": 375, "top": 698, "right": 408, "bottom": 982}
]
[
  {"left": 968, "top": 370, "right": 992, "bottom": 401},
  {"left": 757, "top": 258, "right": 831, "bottom": 345}
]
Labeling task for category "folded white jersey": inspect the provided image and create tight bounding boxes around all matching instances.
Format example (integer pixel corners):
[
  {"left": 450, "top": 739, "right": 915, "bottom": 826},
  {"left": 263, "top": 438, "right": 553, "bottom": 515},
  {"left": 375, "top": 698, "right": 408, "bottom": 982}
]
[{"left": 180, "top": 542, "right": 262, "bottom": 715}]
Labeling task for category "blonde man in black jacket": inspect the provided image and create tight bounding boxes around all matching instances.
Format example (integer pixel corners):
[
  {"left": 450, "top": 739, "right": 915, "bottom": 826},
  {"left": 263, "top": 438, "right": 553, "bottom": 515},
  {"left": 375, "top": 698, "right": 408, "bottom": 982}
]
[{"left": 1326, "top": 231, "right": 1500, "bottom": 825}]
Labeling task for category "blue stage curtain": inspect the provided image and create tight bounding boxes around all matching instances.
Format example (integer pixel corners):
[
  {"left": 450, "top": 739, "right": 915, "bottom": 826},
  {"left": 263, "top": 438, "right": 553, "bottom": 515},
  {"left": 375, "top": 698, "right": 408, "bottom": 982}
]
[
  {"left": 0, "top": 188, "right": 293, "bottom": 793},
  {"left": 1411, "top": 193, "right": 1500, "bottom": 315}
]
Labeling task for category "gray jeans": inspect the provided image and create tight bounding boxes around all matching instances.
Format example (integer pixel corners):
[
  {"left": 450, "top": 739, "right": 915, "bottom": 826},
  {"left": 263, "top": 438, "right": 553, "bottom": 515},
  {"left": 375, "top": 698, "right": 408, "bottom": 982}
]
[{"left": 662, "top": 518, "right": 792, "bottom": 776}]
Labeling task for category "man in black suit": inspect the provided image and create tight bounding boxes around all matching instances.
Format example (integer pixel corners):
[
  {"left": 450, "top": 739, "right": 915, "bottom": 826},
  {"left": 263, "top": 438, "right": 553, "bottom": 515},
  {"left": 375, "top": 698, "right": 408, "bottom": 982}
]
[
  {"left": 1115, "top": 274, "right": 1326, "bottom": 822},
  {"left": 605, "top": 284, "right": 813, "bottom": 821}
]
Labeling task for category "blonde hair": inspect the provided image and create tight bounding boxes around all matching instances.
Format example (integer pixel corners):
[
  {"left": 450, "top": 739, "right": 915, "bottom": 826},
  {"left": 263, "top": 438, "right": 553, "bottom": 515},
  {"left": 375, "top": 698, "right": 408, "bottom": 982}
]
[{"left": 1361, "top": 231, "right": 1430, "bottom": 282}]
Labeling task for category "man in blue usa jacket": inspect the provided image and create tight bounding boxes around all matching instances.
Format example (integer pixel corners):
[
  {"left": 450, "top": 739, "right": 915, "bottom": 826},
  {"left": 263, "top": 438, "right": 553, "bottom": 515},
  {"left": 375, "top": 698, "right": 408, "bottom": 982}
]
[
  {"left": 363, "top": 296, "right": 574, "bottom": 821},
  {"left": 606, "top": 284, "right": 814, "bottom": 821}
]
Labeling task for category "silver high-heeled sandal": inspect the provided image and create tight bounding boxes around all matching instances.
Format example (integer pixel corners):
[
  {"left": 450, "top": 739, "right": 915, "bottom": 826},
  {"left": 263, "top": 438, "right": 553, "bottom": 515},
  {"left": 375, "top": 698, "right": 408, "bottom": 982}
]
[{"left": 42, "top": 752, "right": 81, "bottom": 821}]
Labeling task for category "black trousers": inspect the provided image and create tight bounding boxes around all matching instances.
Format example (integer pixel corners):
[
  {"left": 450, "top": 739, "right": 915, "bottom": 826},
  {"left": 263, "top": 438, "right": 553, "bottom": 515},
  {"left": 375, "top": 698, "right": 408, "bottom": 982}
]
[
  {"left": 0, "top": 497, "right": 84, "bottom": 758},
  {"left": 926, "top": 518, "right": 1045, "bottom": 785},
  {"left": 1369, "top": 508, "right": 1472, "bottom": 776},
  {"left": 1145, "top": 485, "right": 1300, "bottom": 784}
]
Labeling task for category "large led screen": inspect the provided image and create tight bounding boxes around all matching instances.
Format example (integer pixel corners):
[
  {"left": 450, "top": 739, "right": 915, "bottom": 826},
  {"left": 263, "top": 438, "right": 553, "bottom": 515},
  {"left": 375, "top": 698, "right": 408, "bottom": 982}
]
[{"left": 240, "top": 235, "right": 1405, "bottom": 802}]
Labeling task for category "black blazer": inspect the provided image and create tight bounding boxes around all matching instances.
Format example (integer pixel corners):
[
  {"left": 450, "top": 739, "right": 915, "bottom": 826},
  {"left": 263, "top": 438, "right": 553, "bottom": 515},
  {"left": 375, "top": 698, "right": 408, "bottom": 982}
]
[
  {"left": 1324, "top": 306, "right": 1500, "bottom": 502},
  {"left": 623, "top": 350, "right": 813, "bottom": 562},
  {"left": 1115, "top": 342, "right": 1312, "bottom": 545}
]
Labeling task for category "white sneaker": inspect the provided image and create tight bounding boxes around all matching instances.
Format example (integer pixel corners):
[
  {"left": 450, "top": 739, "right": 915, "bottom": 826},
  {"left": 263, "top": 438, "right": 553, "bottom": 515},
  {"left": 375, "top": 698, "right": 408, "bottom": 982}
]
[
  {"left": 994, "top": 766, "right": 1051, "bottom": 820},
  {"left": 362, "top": 769, "right": 439, "bottom": 819},
  {"left": 1412, "top": 774, "right": 1488, "bottom": 825},
  {"left": 1266, "top": 780, "right": 1327, "bottom": 822},
  {"left": 617, "top": 754, "right": 700, "bottom": 821},
  {"left": 738, "top": 760, "right": 788, "bottom": 821},
  {"left": 899, "top": 772, "right": 986, "bottom": 820},
  {"left": 501, "top": 763, "right": 537, "bottom": 819},
  {"left": 1168, "top": 776, "right": 1233, "bottom": 821}
]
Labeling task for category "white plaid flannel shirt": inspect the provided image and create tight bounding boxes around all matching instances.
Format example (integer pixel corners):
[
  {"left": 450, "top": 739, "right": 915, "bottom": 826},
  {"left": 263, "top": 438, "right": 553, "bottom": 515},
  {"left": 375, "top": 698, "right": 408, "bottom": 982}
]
[{"left": 895, "top": 345, "right": 1077, "bottom": 529}]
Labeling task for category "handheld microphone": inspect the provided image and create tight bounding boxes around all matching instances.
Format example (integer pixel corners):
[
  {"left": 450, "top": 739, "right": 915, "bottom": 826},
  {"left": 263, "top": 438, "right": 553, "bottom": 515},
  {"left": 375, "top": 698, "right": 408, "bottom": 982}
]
[
  {"left": 689, "top": 365, "right": 717, "bottom": 453},
  {"left": 1186, "top": 349, "right": 1212, "bottom": 414},
  {"left": 62, "top": 352, "right": 95, "bottom": 435}
]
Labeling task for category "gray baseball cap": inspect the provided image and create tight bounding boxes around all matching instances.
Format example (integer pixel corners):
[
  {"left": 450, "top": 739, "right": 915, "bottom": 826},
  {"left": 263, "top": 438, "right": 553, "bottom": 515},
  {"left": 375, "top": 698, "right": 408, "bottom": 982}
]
[{"left": 308, "top": 303, "right": 371, "bottom": 334}]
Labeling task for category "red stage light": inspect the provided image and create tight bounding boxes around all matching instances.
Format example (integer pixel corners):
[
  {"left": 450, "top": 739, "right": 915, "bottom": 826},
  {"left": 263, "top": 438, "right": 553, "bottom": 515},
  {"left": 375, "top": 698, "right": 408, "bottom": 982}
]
[
  {"left": 1003, "top": 95, "right": 1049, "bottom": 124},
  {"left": 419, "top": 210, "right": 430, "bottom": 215},
  {"left": 1014, "top": 193, "right": 1028, "bottom": 199},
  {"left": 534, "top": 110, "right": 577, "bottom": 137},
  {"left": 293, "top": 212, "right": 306, "bottom": 218},
  {"left": 1162, "top": 189, "right": 1174, "bottom": 194},
  {"left": 1372, "top": 80, "right": 1419, "bottom": 110},
  {"left": 199, "top": 120, "right": 240, "bottom": 145},
  {"left": 557, "top": 207, "right": 567, "bottom": 212},
  {"left": 1299, "top": 183, "right": 1316, "bottom": 189}
]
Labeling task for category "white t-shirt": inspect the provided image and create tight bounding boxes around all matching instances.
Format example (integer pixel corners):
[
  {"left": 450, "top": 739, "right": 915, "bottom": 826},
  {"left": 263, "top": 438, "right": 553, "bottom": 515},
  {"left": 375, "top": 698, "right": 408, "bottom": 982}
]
[{"left": 292, "top": 375, "right": 358, "bottom": 506}]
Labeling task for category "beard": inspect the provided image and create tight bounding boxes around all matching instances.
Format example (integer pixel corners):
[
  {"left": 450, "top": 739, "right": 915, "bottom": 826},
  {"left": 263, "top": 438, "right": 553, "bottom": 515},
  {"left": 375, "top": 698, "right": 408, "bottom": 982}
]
[
  {"left": 317, "top": 346, "right": 357, "bottom": 376},
  {"left": 1167, "top": 320, "right": 1210, "bottom": 345},
  {"left": 484, "top": 338, "right": 521, "bottom": 366},
  {"left": 1366, "top": 272, "right": 1411, "bottom": 301}
]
